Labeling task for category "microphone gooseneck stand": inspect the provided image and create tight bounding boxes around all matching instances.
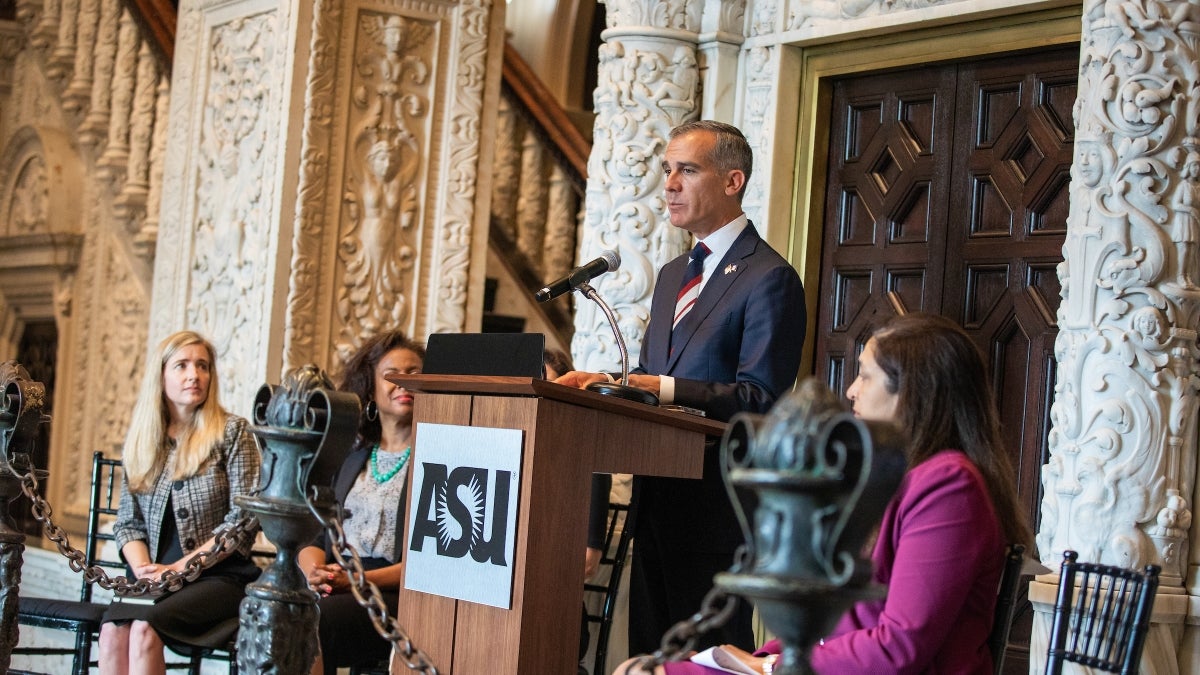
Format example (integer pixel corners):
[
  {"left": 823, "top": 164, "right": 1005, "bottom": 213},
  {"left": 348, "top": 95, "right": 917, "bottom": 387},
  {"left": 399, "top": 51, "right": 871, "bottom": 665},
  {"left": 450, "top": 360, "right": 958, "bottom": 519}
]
[{"left": 577, "top": 281, "right": 660, "bottom": 406}]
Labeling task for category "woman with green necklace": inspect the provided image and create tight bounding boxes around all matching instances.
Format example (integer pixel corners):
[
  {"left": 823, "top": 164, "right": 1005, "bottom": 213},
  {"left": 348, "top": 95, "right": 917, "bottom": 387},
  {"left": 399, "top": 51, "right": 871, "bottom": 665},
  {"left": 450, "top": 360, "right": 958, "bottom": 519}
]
[{"left": 299, "top": 330, "right": 424, "bottom": 675}]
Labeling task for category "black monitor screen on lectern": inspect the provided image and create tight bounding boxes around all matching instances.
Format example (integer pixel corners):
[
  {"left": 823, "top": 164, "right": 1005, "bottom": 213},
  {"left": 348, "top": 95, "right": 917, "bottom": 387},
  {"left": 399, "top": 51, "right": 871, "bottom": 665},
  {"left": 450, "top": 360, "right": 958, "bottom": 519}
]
[{"left": 422, "top": 333, "right": 547, "bottom": 378}]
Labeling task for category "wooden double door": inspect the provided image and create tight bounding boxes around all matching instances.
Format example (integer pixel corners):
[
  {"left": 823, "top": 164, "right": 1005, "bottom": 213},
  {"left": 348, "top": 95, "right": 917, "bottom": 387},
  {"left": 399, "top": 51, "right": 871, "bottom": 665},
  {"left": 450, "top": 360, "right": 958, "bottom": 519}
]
[{"left": 815, "top": 45, "right": 1080, "bottom": 539}]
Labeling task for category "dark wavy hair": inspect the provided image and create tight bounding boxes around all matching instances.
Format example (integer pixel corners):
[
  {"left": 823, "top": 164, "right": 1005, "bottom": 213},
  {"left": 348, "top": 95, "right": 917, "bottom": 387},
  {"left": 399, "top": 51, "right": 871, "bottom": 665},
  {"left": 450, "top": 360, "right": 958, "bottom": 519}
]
[
  {"left": 542, "top": 347, "right": 574, "bottom": 380},
  {"left": 338, "top": 330, "right": 425, "bottom": 444},
  {"left": 868, "top": 313, "right": 1033, "bottom": 549}
]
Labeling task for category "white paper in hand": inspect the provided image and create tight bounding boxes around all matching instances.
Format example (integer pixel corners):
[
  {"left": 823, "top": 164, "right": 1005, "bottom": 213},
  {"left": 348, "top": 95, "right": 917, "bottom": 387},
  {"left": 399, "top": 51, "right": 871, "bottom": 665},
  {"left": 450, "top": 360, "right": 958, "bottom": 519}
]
[{"left": 688, "top": 646, "right": 760, "bottom": 674}]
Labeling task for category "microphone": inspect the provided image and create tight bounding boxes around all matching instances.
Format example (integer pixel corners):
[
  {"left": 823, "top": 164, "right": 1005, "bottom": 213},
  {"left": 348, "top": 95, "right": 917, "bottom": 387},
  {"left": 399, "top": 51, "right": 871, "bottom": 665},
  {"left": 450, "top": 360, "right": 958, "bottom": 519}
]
[{"left": 534, "top": 249, "right": 621, "bottom": 303}]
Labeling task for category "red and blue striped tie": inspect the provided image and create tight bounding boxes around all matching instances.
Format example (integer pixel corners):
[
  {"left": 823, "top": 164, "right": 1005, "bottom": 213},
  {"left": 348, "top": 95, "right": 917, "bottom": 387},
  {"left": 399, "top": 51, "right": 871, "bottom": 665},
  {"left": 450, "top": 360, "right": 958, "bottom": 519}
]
[{"left": 673, "top": 242, "right": 710, "bottom": 328}]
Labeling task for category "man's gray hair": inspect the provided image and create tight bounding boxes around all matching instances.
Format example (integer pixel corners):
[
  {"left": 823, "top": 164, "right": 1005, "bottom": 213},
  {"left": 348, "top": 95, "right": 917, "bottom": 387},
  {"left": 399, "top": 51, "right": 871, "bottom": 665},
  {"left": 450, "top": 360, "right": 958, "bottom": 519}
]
[{"left": 669, "top": 120, "right": 753, "bottom": 200}]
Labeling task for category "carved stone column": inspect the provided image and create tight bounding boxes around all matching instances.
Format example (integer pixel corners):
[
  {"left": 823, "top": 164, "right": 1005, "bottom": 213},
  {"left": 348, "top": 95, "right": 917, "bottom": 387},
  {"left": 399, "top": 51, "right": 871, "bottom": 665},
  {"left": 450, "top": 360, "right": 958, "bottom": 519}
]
[
  {"left": 571, "top": 0, "right": 702, "bottom": 371},
  {"left": 1033, "top": 1, "right": 1200, "bottom": 672},
  {"left": 151, "top": 0, "right": 506, "bottom": 411}
]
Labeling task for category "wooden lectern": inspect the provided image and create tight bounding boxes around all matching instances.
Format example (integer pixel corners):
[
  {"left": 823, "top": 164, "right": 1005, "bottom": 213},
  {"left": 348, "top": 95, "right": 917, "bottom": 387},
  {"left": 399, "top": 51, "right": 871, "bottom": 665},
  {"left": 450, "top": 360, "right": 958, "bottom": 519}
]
[{"left": 384, "top": 374, "right": 725, "bottom": 675}]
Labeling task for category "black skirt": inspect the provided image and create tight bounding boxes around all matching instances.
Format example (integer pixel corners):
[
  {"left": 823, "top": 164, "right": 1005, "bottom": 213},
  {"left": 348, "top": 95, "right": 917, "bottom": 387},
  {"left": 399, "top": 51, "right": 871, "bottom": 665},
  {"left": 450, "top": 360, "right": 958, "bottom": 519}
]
[{"left": 102, "top": 554, "right": 261, "bottom": 649}]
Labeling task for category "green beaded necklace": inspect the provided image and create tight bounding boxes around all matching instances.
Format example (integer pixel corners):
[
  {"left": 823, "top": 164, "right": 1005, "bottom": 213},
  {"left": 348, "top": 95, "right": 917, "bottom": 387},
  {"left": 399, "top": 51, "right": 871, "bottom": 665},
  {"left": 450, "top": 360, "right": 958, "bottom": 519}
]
[{"left": 370, "top": 444, "right": 412, "bottom": 484}]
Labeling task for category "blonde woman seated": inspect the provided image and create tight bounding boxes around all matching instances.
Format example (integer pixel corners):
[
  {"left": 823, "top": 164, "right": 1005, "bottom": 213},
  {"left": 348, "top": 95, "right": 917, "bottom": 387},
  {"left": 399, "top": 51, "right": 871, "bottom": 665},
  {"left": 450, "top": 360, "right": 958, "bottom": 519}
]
[{"left": 99, "top": 331, "right": 261, "bottom": 675}]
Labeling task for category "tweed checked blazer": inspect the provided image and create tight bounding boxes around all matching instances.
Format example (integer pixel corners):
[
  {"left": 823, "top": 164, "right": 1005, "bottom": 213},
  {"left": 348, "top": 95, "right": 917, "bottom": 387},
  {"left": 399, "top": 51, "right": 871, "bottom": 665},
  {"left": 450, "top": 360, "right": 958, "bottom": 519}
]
[{"left": 114, "top": 415, "right": 261, "bottom": 560}]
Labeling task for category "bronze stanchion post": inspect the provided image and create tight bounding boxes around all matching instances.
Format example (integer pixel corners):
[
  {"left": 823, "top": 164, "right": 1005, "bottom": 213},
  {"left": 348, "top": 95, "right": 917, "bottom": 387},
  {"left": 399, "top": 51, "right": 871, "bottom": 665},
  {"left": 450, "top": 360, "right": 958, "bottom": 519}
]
[
  {"left": 235, "top": 365, "right": 359, "bottom": 674},
  {"left": 0, "top": 362, "right": 48, "bottom": 672},
  {"left": 714, "top": 379, "right": 908, "bottom": 675}
]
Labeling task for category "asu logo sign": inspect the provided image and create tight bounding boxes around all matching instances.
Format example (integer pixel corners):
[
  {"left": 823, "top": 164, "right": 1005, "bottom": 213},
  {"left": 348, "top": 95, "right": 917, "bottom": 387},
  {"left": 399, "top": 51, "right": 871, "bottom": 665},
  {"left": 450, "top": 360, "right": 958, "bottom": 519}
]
[
  {"left": 404, "top": 423, "right": 523, "bottom": 609},
  {"left": 409, "top": 464, "right": 513, "bottom": 565}
]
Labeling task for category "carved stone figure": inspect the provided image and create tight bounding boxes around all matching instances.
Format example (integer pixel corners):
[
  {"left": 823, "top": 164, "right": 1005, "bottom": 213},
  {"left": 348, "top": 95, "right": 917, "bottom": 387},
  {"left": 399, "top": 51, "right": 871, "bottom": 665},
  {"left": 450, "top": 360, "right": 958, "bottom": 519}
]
[{"left": 1170, "top": 144, "right": 1200, "bottom": 288}]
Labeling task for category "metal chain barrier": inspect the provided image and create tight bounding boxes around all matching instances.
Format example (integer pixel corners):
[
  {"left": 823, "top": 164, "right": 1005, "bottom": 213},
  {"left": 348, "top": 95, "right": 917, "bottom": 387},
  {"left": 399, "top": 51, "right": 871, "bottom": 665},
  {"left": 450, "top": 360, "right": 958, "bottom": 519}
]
[
  {"left": 19, "top": 464, "right": 256, "bottom": 597},
  {"left": 307, "top": 487, "right": 439, "bottom": 675},
  {"left": 634, "top": 585, "right": 742, "bottom": 670}
]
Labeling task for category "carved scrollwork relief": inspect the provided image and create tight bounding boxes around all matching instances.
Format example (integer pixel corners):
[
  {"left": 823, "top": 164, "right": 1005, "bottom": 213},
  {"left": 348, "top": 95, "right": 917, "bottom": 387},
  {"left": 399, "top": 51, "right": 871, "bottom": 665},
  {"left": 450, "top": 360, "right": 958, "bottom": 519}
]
[
  {"left": 1041, "top": 0, "right": 1199, "bottom": 582},
  {"left": 740, "top": 45, "right": 776, "bottom": 227},
  {"left": 605, "top": 0, "right": 702, "bottom": 32},
  {"left": 423, "top": 0, "right": 496, "bottom": 337},
  {"left": 6, "top": 154, "right": 48, "bottom": 234},
  {"left": 750, "top": 0, "right": 777, "bottom": 36},
  {"left": 78, "top": 0, "right": 120, "bottom": 148},
  {"left": 335, "top": 11, "right": 432, "bottom": 361},
  {"left": 573, "top": 24, "right": 700, "bottom": 371},
  {"left": 0, "top": 126, "right": 83, "bottom": 238},
  {"left": 787, "top": 0, "right": 955, "bottom": 30},
  {"left": 0, "top": 23, "right": 22, "bottom": 95},
  {"left": 189, "top": 12, "right": 278, "bottom": 411}
]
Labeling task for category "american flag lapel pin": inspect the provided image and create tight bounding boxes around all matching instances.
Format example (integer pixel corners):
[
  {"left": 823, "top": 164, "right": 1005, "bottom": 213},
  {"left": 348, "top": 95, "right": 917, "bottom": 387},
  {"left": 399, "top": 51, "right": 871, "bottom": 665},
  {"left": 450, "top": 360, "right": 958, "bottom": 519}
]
[{"left": 724, "top": 263, "right": 737, "bottom": 275}]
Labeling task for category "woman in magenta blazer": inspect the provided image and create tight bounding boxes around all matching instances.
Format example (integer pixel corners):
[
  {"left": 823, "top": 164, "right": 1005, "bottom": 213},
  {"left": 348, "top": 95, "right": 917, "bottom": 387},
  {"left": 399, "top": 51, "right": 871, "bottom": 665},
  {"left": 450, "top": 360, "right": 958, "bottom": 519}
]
[{"left": 616, "top": 313, "right": 1033, "bottom": 675}]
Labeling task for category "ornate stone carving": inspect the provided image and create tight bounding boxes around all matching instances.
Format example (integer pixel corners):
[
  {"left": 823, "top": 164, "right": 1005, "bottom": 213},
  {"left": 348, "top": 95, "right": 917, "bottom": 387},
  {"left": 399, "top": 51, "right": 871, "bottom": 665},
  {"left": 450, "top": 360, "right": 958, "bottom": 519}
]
[
  {"left": 335, "top": 11, "right": 432, "bottom": 358},
  {"left": 282, "top": 0, "right": 341, "bottom": 373},
  {"left": 5, "top": 154, "right": 48, "bottom": 234},
  {"left": 285, "top": 0, "right": 501, "bottom": 371},
  {"left": 490, "top": 96, "right": 520, "bottom": 241},
  {"left": 137, "top": 78, "right": 170, "bottom": 260},
  {"left": 113, "top": 41, "right": 157, "bottom": 224},
  {"left": 573, "top": 27, "right": 700, "bottom": 371},
  {"left": 28, "top": 0, "right": 59, "bottom": 51},
  {"left": 45, "top": 0, "right": 78, "bottom": 81},
  {"left": 96, "top": 11, "right": 137, "bottom": 176},
  {"left": 788, "top": 0, "right": 957, "bottom": 29},
  {"left": 148, "top": 0, "right": 201, "bottom": 344},
  {"left": 77, "top": 0, "right": 119, "bottom": 148},
  {"left": 605, "top": 0, "right": 702, "bottom": 31},
  {"left": 62, "top": 0, "right": 99, "bottom": 113},
  {"left": 702, "top": 0, "right": 746, "bottom": 35},
  {"left": 1040, "top": 0, "right": 1199, "bottom": 587},
  {"left": 0, "top": 126, "right": 82, "bottom": 239},
  {"left": 423, "top": 0, "right": 496, "bottom": 337},
  {"left": 515, "top": 128, "right": 547, "bottom": 273},
  {"left": 749, "top": 0, "right": 777, "bottom": 36},
  {"left": 739, "top": 44, "right": 776, "bottom": 228},
  {"left": 189, "top": 11, "right": 279, "bottom": 412},
  {"left": 94, "top": 246, "right": 144, "bottom": 457},
  {"left": 543, "top": 164, "right": 577, "bottom": 283},
  {"left": 0, "top": 23, "right": 22, "bottom": 95}
]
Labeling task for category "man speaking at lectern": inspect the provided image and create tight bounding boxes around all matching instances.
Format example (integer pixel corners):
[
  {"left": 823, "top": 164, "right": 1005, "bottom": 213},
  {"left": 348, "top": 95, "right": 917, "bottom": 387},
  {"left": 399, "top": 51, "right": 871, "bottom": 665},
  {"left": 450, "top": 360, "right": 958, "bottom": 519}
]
[{"left": 558, "top": 120, "right": 806, "bottom": 654}]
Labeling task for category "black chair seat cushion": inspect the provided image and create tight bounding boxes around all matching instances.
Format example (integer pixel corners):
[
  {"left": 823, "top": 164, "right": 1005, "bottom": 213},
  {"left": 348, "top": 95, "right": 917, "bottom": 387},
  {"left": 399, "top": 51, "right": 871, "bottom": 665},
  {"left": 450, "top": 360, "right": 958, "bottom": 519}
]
[{"left": 18, "top": 597, "right": 107, "bottom": 626}]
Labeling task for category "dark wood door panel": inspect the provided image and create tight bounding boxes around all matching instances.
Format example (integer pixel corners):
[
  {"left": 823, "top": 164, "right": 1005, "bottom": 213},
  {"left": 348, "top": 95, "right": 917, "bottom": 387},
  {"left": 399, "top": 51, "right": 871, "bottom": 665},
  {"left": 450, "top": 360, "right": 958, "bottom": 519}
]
[
  {"left": 816, "top": 47, "right": 1077, "bottom": 566},
  {"left": 950, "top": 47, "right": 1079, "bottom": 245},
  {"left": 813, "top": 45, "right": 1077, "bottom": 675},
  {"left": 817, "top": 67, "right": 957, "bottom": 392},
  {"left": 821, "top": 267, "right": 929, "bottom": 394},
  {"left": 945, "top": 48, "right": 1076, "bottom": 555},
  {"left": 969, "top": 283, "right": 1056, "bottom": 530}
]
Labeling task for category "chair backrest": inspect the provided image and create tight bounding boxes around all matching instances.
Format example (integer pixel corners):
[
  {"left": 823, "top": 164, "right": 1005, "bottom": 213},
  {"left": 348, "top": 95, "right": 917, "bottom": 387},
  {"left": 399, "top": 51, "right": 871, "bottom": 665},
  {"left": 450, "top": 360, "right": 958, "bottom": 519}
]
[
  {"left": 989, "top": 543, "right": 1026, "bottom": 675},
  {"left": 583, "top": 501, "right": 633, "bottom": 675},
  {"left": 80, "top": 451, "right": 126, "bottom": 602},
  {"left": 1044, "top": 549, "right": 1160, "bottom": 675}
]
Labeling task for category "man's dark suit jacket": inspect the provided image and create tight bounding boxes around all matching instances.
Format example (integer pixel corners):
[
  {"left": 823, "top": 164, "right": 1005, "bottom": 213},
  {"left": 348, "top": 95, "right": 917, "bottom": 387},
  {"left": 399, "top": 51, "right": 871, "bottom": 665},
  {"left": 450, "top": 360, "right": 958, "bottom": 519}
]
[{"left": 628, "top": 222, "right": 806, "bottom": 653}]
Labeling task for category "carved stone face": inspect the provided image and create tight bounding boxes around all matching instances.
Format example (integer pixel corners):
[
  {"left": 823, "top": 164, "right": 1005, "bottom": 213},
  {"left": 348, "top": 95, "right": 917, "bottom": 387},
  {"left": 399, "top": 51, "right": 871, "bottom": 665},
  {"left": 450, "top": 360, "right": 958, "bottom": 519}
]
[
  {"left": 1076, "top": 142, "right": 1104, "bottom": 187},
  {"left": 383, "top": 19, "right": 405, "bottom": 54},
  {"left": 1183, "top": 152, "right": 1200, "bottom": 181},
  {"left": 368, "top": 141, "right": 402, "bottom": 182}
]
